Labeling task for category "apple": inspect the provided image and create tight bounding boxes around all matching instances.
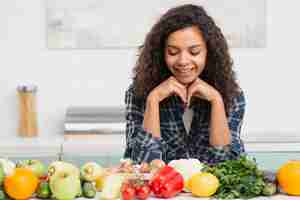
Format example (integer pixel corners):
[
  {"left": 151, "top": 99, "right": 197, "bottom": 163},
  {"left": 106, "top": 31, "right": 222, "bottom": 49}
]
[
  {"left": 80, "top": 162, "right": 104, "bottom": 181},
  {"left": 49, "top": 171, "right": 81, "bottom": 200},
  {"left": 0, "top": 158, "right": 15, "bottom": 176},
  {"left": 0, "top": 164, "right": 4, "bottom": 186},
  {"left": 48, "top": 161, "right": 80, "bottom": 179},
  {"left": 16, "top": 160, "right": 46, "bottom": 178}
]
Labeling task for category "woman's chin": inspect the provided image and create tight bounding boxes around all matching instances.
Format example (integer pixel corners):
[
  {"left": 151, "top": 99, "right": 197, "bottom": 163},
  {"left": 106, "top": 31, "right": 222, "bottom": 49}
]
[{"left": 176, "top": 76, "right": 197, "bottom": 85}]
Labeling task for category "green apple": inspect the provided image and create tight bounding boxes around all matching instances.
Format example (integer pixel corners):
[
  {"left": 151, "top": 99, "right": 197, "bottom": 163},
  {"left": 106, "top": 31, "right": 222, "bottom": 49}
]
[
  {"left": 0, "top": 164, "right": 4, "bottom": 186},
  {"left": 17, "top": 159, "right": 47, "bottom": 178},
  {"left": 80, "top": 162, "right": 104, "bottom": 181},
  {"left": 49, "top": 171, "right": 81, "bottom": 200},
  {"left": 0, "top": 158, "right": 15, "bottom": 176},
  {"left": 48, "top": 161, "right": 80, "bottom": 179}
]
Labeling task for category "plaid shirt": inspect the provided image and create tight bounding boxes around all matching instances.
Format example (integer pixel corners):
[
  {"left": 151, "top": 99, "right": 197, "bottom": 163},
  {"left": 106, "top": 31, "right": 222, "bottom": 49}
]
[{"left": 123, "top": 84, "right": 246, "bottom": 164}]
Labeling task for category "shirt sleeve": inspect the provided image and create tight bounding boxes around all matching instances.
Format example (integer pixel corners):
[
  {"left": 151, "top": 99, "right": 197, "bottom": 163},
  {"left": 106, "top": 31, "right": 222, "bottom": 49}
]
[
  {"left": 207, "top": 90, "right": 246, "bottom": 163},
  {"left": 123, "top": 87, "right": 166, "bottom": 164}
]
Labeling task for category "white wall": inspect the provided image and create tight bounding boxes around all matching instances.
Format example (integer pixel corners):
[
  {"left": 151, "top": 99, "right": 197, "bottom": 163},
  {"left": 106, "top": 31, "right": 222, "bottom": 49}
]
[{"left": 1, "top": 0, "right": 299, "bottom": 144}]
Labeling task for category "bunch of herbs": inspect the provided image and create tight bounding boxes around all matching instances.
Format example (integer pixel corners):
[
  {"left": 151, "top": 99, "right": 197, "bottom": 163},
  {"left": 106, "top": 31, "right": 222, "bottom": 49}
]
[{"left": 204, "top": 155, "right": 266, "bottom": 200}]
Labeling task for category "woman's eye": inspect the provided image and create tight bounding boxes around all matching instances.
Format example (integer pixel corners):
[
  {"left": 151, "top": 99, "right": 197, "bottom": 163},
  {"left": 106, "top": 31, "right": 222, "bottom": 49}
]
[
  {"left": 167, "top": 49, "right": 179, "bottom": 56},
  {"left": 190, "top": 50, "right": 201, "bottom": 56}
]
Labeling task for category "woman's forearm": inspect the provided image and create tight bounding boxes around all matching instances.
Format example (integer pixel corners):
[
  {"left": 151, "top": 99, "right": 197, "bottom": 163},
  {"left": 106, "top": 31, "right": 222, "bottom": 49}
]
[
  {"left": 209, "top": 94, "right": 231, "bottom": 147},
  {"left": 143, "top": 93, "right": 161, "bottom": 138}
]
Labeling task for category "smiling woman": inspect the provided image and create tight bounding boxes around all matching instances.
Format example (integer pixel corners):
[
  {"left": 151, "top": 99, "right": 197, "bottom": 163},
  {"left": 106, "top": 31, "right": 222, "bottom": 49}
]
[{"left": 123, "top": 4, "right": 246, "bottom": 165}]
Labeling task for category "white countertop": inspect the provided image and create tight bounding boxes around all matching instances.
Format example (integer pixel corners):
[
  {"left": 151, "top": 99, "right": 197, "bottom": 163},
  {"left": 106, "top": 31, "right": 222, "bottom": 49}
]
[{"left": 52, "top": 192, "right": 300, "bottom": 200}]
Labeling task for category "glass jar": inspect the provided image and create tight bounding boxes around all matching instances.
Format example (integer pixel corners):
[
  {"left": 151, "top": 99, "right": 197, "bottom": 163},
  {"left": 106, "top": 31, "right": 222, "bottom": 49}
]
[{"left": 17, "top": 84, "right": 38, "bottom": 137}]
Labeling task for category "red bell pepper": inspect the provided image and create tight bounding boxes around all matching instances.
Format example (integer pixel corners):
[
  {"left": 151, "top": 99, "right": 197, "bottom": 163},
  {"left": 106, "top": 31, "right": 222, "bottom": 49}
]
[{"left": 150, "top": 165, "right": 184, "bottom": 198}]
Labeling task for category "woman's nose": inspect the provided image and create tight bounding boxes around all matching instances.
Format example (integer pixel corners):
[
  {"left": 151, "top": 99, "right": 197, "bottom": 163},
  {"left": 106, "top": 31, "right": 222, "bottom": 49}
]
[{"left": 177, "top": 52, "right": 190, "bottom": 66}]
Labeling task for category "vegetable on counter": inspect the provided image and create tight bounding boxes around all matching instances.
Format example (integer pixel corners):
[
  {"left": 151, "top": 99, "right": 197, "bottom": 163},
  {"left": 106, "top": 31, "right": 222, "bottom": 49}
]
[
  {"left": 134, "top": 180, "right": 151, "bottom": 200},
  {"left": 82, "top": 181, "right": 97, "bottom": 198},
  {"left": 121, "top": 179, "right": 151, "bottom": 200},
  {"left": 36, "top": 180, "right": 51, "bottom": 199},
  {"left": 121, "top": 180, "right": 136, "bottom": 200},
  {"left": 0, "top": 190, "right": 7, "bottom": 200},
  {"left": 262, "top": 182, "right": 277, "bottom": 196},
  {"left": 149, "top": 159, "right": 166, "bottom": 174},
  {"left": 150, "top": 165, "right": 184, "bottom": 198},
  {"left": 100, "top": 173, "right": 126, "bottom": 200},
  {"left": 168, "top": 158, "right": 204, "bottom": 191},
  {"left": 205, "top": 155, "right": 275, "bottom": 199}
]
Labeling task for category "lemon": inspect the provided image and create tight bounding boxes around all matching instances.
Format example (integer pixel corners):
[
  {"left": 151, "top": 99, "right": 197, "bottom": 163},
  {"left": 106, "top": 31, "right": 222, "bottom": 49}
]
[
  {"left": 95, "top": 175, "right": 106, "bottom": 192},
  {"left": 187, "top": 172, "right": 219, "bottom": 197}
]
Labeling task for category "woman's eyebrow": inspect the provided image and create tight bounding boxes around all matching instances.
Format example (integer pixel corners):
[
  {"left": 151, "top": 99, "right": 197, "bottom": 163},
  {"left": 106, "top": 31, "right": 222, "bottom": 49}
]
[
  {"left": 166, "top": 44, "right": 204, "bottom": 49},
  {"left": 189, "top": 44, "right": 204, "bottom": 48},
  {"left": 166, "top": 45, "right": 179, "bottom": 49}
]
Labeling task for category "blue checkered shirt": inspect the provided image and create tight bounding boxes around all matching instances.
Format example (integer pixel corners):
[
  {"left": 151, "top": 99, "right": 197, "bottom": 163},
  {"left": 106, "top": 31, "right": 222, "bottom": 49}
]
[{"left": 123, "top": 84, "right": 246, "bottom": 164}]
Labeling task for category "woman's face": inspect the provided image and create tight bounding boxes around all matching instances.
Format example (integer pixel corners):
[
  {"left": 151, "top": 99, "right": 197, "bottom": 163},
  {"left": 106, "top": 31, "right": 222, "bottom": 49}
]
[{"left": 164, "top": 26, "right": 207, "bottom": 85}]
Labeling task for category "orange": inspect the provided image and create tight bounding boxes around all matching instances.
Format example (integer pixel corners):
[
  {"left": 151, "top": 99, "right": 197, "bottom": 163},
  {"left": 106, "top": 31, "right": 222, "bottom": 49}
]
[
  {"left": 4, "top": 168, "right": 39, "bottom": 200},
  {"left": 277, "top": 160, "right": 300, "bottom": 196},
  {"left": 187, "top": 172, "right": 219, "bottom": 197}
]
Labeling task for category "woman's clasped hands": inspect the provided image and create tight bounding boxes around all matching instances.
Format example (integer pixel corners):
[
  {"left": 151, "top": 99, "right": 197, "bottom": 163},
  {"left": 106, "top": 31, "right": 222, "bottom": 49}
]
[{"left": 149, "top": 76, "right": 221, "bottom": 107}]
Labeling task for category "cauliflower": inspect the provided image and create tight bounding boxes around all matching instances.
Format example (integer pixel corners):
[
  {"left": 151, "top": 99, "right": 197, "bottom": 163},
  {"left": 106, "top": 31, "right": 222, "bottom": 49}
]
[{"left": 168, "top": 158, "right": 204, "bottom": 192}]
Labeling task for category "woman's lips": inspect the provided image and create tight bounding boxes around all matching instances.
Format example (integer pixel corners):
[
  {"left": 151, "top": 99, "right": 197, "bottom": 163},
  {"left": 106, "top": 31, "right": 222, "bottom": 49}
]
[{"left": 175, "top": 67, "right": 193, "bottom": 76}]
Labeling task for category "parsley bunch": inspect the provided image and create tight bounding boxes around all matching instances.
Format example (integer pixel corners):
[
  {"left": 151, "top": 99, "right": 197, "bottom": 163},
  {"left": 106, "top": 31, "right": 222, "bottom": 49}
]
[{"left": 205, "top": 156, "right": 266, "bottom": 199}]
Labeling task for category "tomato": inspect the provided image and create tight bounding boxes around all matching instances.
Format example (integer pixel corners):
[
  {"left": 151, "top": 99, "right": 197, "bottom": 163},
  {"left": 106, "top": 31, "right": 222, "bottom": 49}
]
[
  {"left": 135, "top": 183, "right": 151, "bottom": 200},
  {"left": 121, "top": 182, "right": 135, "bottom": 200}
]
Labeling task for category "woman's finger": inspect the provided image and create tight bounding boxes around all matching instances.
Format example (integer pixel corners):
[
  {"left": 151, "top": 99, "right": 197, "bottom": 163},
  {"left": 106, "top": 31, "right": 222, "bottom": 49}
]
[{"left": 172, "top": 84, "right": 187, "bottom": 104}]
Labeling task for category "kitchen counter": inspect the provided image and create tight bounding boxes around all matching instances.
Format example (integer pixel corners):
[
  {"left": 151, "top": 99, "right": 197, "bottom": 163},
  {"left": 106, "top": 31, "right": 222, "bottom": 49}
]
[{"left": 47, "top": 192, "right": 299, "bottom": 200}]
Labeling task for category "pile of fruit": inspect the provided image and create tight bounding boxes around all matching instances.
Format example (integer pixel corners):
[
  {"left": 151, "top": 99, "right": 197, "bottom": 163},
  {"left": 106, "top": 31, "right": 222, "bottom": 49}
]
[
  {"left": 0, "top": 156, "right": 299, "bottom": 200},
  {"left": 0, "top": 158, "right": 99, "bottom": 200}
]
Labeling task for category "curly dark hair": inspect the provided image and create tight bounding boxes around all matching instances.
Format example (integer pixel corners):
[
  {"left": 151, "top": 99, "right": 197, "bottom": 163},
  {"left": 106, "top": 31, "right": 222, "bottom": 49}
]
[{"left": 133, "top": 4, "right": 240, "bottom": 115}]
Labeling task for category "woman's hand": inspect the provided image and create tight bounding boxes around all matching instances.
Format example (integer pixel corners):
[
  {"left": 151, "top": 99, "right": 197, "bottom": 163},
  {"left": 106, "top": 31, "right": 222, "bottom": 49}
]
[
  {"left": 187, "top": 78, "right": 221, "bottom": 105},
  {"left": 148, "top": 76, "right": 187, "bottom": 104}
]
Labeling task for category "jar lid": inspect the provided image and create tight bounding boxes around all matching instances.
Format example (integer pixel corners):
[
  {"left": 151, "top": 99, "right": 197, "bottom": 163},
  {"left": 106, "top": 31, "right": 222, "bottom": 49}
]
[{"left": 17, "top": 84, "right": 37, "bottom": 93}]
